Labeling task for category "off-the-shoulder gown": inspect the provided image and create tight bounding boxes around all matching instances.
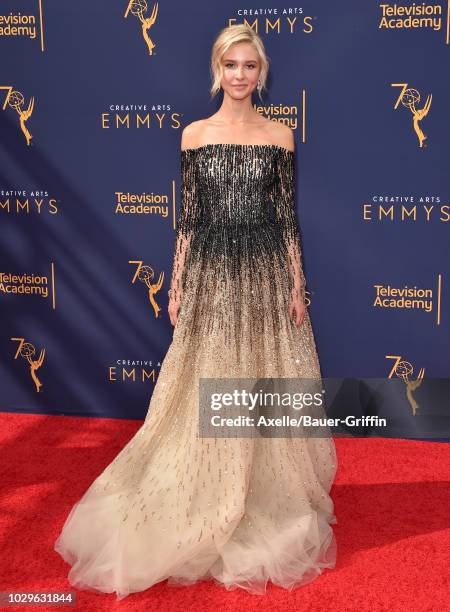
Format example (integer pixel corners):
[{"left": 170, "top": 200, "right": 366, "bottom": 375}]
[{"left": 54, "top": 143, "right": 338, "bottom": 599}]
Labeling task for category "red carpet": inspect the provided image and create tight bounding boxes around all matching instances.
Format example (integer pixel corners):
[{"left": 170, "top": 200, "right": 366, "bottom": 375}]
[{"left": 1, "top": 411, "right": 449, "bottom": 611}]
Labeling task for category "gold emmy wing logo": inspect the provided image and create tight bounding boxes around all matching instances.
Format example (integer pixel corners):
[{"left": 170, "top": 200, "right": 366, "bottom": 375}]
[
  {"left": 392, "top": 83, "right": 432, "bottom": 148},
  {"left": 11, "top": 337, "right": 45, "bottom": 392},
  {"left": 124, "top": 0, "right": 159, "bottom": 55},
  {"left": 386, "top": 355, "right": 425, "bottom": 416},
  {"left": 129, "top": 260, "right": 164, "bottom": 318},
  {"left": 1, "top": 86, "right": 34, "bottom": 145}
]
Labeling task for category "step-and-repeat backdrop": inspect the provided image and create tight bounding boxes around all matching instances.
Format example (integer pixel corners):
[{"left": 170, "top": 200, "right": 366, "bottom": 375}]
[{"left": 1, "top": 1, "right": 449, "bottom": 423}]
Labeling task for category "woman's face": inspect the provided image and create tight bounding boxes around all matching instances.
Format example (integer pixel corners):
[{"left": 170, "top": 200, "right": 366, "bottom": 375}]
[{"left": 220, "top": 43, "right": 261, "bottom": 99}]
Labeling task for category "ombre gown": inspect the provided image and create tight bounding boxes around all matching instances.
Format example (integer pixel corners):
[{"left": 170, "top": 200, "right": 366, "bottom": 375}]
[{"left": 54, "top": 143, "right": 338, "bottom": 599}]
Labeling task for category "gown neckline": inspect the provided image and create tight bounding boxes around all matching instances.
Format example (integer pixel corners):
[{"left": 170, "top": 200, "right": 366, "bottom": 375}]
[{"left": 181, "top": 143, "right": 294, "bottom": 154}]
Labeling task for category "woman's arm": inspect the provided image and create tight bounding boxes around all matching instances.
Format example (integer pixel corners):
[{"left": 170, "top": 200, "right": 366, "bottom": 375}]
[
  {"left": 273, "top": 147, "right": 307, "bottom": 304},
  {"left": 168, "top": 146, "right": 199, "bottom": 304}
]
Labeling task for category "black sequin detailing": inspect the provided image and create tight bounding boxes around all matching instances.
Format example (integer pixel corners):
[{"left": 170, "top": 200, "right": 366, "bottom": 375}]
[{"left": 170, "top": 144, "right": 307, "bottom": 322}]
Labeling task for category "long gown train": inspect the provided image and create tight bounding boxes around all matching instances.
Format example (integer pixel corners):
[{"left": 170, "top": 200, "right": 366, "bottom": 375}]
[{"left": 54, "top": 143, "right": 338, "bottom": 599}]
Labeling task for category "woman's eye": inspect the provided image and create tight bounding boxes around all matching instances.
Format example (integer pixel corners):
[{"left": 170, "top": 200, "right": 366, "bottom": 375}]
[{"left": 225, "top": 63, "right": 256, "bottom": 69}]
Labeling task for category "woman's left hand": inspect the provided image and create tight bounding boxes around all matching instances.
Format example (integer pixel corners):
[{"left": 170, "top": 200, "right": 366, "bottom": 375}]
[{"left": 289, "top": 291, "right": 306, "bottom": 328}]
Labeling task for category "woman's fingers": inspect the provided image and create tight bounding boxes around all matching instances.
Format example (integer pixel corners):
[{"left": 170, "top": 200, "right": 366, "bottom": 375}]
[
  {"left": 289, "top": 301, "right": 299, "bottom": 326},
  {"left": 297, "top": 304, "right": 305, "bottom": 327},
  {"left": 290, "top": 302, "right": 305, "bottom": 327},
  {"left": 168, "top": 302, "right": 180, "bottom": 326}
]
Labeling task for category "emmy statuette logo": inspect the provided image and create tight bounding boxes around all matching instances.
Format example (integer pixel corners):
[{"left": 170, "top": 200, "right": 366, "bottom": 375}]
[
  {"left": 1, "top": 86, "right": 34, "bottom": 145},
  {"left": 11, "top": 337, "right": 45, "bottom": 392},
  {"left": 124, "top": 0, "right": 159, "bottom": 55},
  {"left": 391, "top": 83, "right": 432, "bottom": 148},
  {"left": 129, "top": 260, "right": 164, "bottom": 318},
  {"left": 386, "top": 355, "right": 425, "bottom": 416}
]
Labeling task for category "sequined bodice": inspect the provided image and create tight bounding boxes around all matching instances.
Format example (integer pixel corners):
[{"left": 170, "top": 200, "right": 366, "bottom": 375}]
[
  {"left": 170, "top": 142, "right": 306, "bottom": 305},
  {"left": 190, "top": 143, "right": 286, "bottom": 229}
]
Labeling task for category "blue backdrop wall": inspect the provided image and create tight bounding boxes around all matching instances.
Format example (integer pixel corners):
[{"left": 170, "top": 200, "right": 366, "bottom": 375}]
[{"left": 1, "top": 1, "right": 449, "bottom": 419}]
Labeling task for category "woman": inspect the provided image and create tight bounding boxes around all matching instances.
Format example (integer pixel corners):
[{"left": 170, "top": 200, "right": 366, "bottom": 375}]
[{"left": 54, "top": 24, "right": 338, "bottom": 599}]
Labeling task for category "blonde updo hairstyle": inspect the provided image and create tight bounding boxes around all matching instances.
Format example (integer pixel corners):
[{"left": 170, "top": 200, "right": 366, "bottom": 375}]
[{"left": 210, "top": 25, "right": 269, "bottom": 101}]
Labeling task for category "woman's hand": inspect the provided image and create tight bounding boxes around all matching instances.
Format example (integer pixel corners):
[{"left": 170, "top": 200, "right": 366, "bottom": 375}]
[
  {"left": 168, "top": 294, "right": 182, "bottom": 326},
  {"left": 289, "top": 289, "right": 306, "bottom": 328}
]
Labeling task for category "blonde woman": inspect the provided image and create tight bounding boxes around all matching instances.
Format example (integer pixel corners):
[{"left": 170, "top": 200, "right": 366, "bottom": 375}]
[{"left": 54, "top": 24, "right": 338, "bottom": 598}]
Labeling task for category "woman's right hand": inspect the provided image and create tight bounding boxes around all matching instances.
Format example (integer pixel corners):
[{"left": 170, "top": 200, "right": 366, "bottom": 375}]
[{"left": 168, "top": 294, "right": 182, "bottom": 326}]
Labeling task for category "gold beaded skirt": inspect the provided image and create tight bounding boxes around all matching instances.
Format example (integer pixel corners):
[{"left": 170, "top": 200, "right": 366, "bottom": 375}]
[{"left": 54, "top": 144, "right": 338, "bottom": 598}]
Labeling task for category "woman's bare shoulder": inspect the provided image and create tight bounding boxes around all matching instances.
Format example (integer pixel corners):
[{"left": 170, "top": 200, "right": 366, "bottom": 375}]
[
  {"left": 180, "top": 120, "right": 207, "bottom": 151},
  {"left": 269, "top": 122, "right": 295, "bottom": 152}
]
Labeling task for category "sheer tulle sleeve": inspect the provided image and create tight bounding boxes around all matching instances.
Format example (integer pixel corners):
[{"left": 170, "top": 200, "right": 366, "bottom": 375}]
[
  {"left": 273, "top": 148, "right": 306, "bottom": 303},
  {"left": 168, "top": 149, "right": 200, "bottom": 303}
]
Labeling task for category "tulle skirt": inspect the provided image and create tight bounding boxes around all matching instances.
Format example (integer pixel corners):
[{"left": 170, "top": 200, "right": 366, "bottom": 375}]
[{"left": 54, "top": 248, "right": 338, "bottom": 599}]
